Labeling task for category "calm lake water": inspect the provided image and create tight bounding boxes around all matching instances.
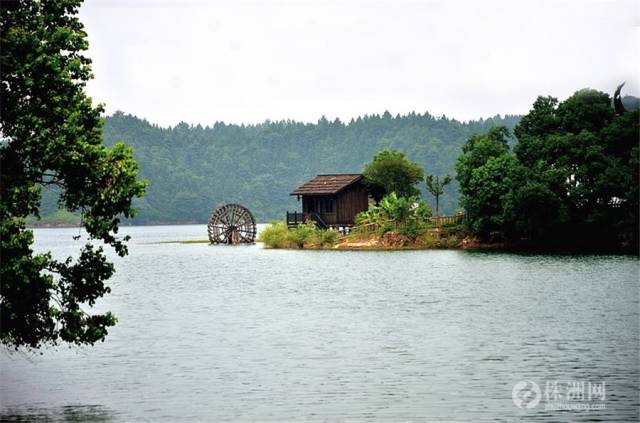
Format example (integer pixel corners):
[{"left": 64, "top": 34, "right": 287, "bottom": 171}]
[{"left": 1, "top": 225, "right": 638, "bottom": 422}]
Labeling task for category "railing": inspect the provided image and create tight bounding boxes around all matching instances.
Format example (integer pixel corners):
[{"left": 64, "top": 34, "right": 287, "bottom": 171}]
[
  {"left": 428, "top": 211, "right": 466, "bottom": 227},
  {"left": 351, "top": 222, "right": 382, "bottom": 235},
  {"left": 351, "top": 212, "right": 467, "bottom": 234},
  {"left": 286, "top": 211, "right": 329, "bottom": 229},
  {"left": 308, "top": 212, "right": 329, "bottom": 229},
  {"left": 286, "top": 211, "right": 308, "bottom": 228}
]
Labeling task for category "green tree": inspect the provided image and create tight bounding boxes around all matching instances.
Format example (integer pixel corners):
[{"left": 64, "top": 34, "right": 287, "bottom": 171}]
[
  {"left": 362, "top": 149, "right": 424, "bottom": 201},
  {"left": 455, "top": 126, "right": 512, "bottom": 238},
  {"left": 455, "top": 126, "right": 510, "bottom": 192},
  {"left": 0, "top": 0, "right": 146, "bottom": 349},
  {"left": 425, "top": 174, "right": 452, "bottom": 216},
  {"left": 456, "top": 88, "right": 638, "bottom": 250},
  {"left": 514, "top": 88, "right": 639, "bottom": 248},
  {"left": 463, "top": 154, "right": 521, "bottom": 239}
]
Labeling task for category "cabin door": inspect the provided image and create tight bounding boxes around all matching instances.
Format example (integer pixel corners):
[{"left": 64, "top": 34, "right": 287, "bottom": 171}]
[{"left": 304, "top": 198, "right": 316, "bottom": 213}]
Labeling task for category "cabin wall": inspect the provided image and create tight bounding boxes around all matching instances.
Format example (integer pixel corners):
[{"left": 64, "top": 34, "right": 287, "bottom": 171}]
[
  {"left": 336, "top": 182, "right": 369, "bottom": 224},
  {"left": 302, "top": 195, "right": 338, "bottom": 225},
  {"left": 297, "top": 181, "right": 369, "bottom": 226}
]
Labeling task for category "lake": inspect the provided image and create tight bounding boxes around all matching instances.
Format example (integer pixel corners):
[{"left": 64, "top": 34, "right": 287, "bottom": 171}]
[{"left": 1, "top": 225, "right": 638, "bottom": 422}]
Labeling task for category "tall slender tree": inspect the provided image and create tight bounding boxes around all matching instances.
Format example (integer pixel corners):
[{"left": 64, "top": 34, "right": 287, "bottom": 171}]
[{"left": 425, "top": 174, "right": 452, "bottom": 216}]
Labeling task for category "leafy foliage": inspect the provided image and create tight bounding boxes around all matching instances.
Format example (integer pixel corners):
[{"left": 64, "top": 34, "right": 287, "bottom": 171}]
[
  {"left": 355, "top": 192, "right": 431, "bottom": 239},
  {"left": 256, "top": 221, "right": 290, "bottom": 248},
  {"left": 455, "top": 126, "right": 510, "bottom": 193},
  {"left": 456, "top": 88, "right": 639, "bottom": 251},
  {"left": 398, "top": 220, "right": 427, "bottom": 240},
  {"left": 257, "top": 221, "right": 339, "bottom": 248},
  {"left": 315, "top": 228, "right": 339, "bottom": 246},
  {"left": 0, "top": 0, "right": 146, "bottom": 349},
  {"left": 465, "top": 154, "right": 521, "bottom": 238},
  {"left": 362, "top": 149, "right": 425, "bottom": 201},
  {"left": 286, "top": 221, "right": 319, "bottom": 249}
]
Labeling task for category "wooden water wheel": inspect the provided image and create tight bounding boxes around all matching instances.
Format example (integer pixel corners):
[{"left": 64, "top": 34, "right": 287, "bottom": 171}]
[{"left": 207, "top": 203, "right": 257, "bottom": 244}]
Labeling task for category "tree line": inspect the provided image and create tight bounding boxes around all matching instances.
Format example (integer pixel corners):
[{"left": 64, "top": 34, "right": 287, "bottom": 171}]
[{"left": 39, "top": 111, "right": 521, "bottom": 224}]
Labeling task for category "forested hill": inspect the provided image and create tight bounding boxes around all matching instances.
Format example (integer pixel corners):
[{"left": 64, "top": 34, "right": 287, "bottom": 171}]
[{"left": 97, "top": 111, "right": 520, "bottom": 224}]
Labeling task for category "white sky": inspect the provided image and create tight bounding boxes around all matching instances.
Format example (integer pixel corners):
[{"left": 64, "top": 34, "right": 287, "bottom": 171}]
[{"left": 80, "top": 0, "right": 639, "bottom": 126}]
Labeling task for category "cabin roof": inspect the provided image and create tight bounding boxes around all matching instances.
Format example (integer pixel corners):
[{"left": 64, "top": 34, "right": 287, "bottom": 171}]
[{"left": 290, "top": 174, "right": 363, "bottom": 196}]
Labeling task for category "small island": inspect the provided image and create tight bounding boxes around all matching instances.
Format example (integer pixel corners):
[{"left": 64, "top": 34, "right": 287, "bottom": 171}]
[
  {"left": 259, "top": 215, "right": 470, "bottom": 250},
  {"left": 260, "top": 153, "right": 476, "bottom": 250},
  {"left": 261, "top": 89, "right": 638, "bottom": 254}
]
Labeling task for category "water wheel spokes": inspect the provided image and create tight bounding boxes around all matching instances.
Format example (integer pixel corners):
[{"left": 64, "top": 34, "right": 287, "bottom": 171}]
[{"left": 207, "top": 203, "right": 257, "bottom": 244}]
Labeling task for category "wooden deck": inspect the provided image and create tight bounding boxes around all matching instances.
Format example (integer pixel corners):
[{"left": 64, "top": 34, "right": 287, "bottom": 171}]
[{"left": 286, "top": 211, "right": 353, "bottom": 232}]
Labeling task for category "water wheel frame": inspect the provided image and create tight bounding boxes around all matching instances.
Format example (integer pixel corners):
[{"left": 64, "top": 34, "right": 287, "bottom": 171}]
[{"left": 207, "top": 203, "right": 257, "bottom": 244}]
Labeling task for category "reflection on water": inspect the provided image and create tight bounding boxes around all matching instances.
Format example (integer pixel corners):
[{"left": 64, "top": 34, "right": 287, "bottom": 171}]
[
  {"left": 1, "top": 225, "right": 638, "bottom": 422},
  {"left": 1, "top": 405, "right": 116, "bottom": 422}
]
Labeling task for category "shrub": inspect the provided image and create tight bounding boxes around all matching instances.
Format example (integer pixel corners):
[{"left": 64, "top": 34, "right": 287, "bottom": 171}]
[
  {"left": 286, "top": 221, "right": 317, "bottom": 248},
  {"left": 319, "top": 229, "right": 339, "bottom": 245},
  {"left": 258, "top": 221, "right": 339, "bottom": 249},
  {"left": 356, "top": 192, "right": 432, "bottom": 232},
  {"left": 412, "top": 201, "right": 432, "bottom": 220},
  {"left": 399, "top": 220, "right": 427, "bottom": 240},
  {"left": 440, "top": 223, "right": 466, "bottom": 238},
  {"left": 379, "top": 192, "right": 412, "bottom": 222},
  {"left": 376, "top": 221, "right": 396, "bottom": 236},
  {"left": 257, "top": 221, "right": 290, "bottom": 248}
]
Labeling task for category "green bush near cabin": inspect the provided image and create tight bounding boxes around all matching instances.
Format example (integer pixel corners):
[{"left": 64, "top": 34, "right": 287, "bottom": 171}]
[
  {"left": 257, "top": 221, "right": 290, "bottom": 248},
  {"left": 258, "top": 221, "right": 340, "bottom": 249},
  {"left": 287, "top": 221, "right": 317, "bottom": 248},
  {"left": 355, "top": 192, "right": 432, "bottom": 240},
  {"left": 398, "top": 220, "right": 428, "bottom": 240},
  {"left": 349, "top": 189, "right": 467, "bottom": 245},
  {"left": 316, "top": 228, "right": 339, "bottom": 245}
]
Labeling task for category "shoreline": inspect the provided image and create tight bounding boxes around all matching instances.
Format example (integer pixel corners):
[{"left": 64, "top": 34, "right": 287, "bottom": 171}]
[
  {"left": 266, "top": 236, "right": 638, "bottom": 255},
  {"left": 266, "top": 243, "right": 638, "bottom": 255},
  {"left": 27, "top": 221, "right": 211, "bottom": 229},
  {"left": 26, "top": 225, "right": 638, "bottom": 255},
  {"left": 286, "top": 237, "right": 505, "bottom": 251}
]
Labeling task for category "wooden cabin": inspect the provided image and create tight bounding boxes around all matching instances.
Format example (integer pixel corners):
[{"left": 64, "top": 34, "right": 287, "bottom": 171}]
[{"left": 287, "top": 174, "right": 370, "bottom": 230}]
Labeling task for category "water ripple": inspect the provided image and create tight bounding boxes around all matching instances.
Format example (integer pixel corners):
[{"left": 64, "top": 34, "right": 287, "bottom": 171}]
[{"left": 1, "top": 225, "right": 638, "bottom": 422}]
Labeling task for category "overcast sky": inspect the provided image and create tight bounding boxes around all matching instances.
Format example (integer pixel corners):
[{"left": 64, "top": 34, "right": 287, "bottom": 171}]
[{"left": 79, "top": 0, "right": 639, "bottom": 126}]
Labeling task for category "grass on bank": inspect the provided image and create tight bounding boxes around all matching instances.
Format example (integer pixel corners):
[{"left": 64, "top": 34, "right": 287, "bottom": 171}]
[
  {"left": 258, "top": 220, "right": 467, "bottom": 250},
  {"left": 344, "top": 221, "right": 466, "bottom": 249}
]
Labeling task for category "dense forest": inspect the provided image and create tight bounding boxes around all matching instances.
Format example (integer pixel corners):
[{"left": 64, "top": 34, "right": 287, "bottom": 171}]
[
  {"left": 36, "top": 95, "right": 638, "bottom": 225},
  {"left": 39, "top": 111, "right": 521, "bottom": 224}
]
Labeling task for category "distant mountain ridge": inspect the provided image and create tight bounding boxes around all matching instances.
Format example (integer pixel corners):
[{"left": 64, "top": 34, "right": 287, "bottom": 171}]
[
  {"left": 95, "top": 111, "right": 521, "bottom": 223},
  {"left": 36, "top": 93, "right": 638, "bottom": 225}
]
